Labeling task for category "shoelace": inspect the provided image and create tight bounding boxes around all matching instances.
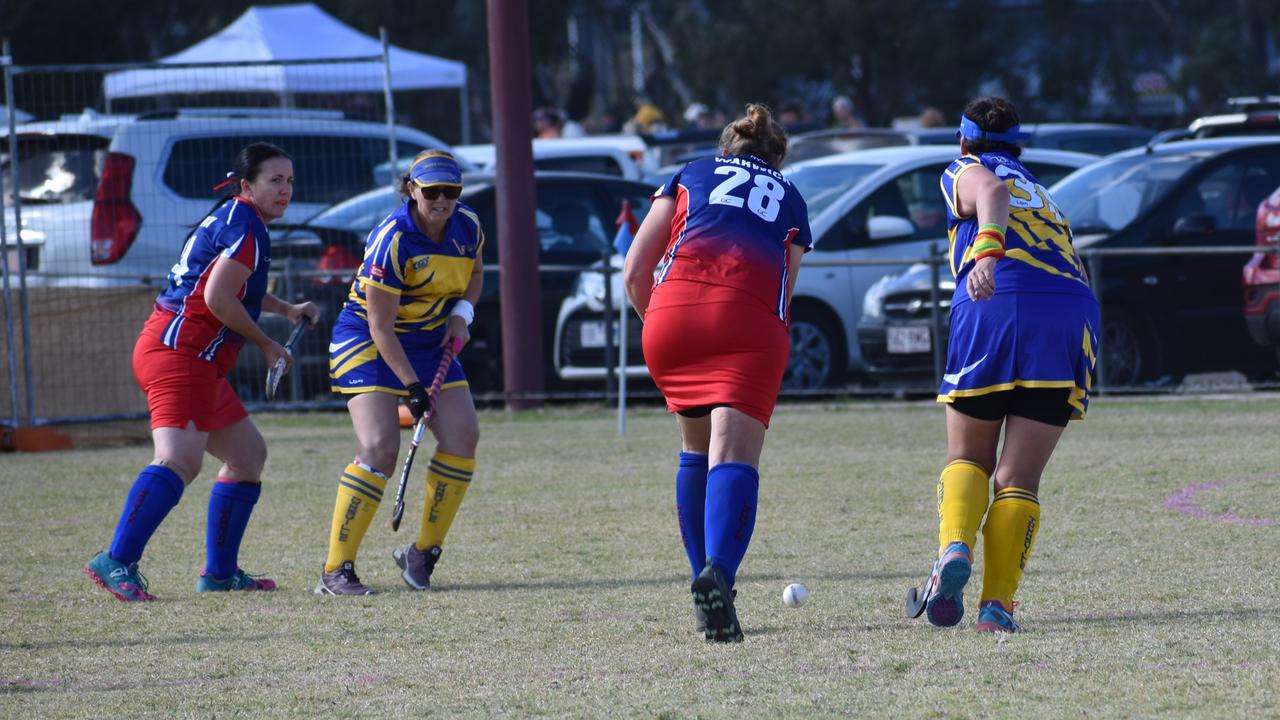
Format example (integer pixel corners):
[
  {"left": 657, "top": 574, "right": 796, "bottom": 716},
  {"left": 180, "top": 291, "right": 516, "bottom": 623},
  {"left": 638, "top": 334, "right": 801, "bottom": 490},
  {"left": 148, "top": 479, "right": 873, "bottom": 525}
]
[
  {"left": 110, "top": 565, "right": 149, "bottom": 589},
  {"left": 231, "top": 569, "right": 269, "bottom": 589}
]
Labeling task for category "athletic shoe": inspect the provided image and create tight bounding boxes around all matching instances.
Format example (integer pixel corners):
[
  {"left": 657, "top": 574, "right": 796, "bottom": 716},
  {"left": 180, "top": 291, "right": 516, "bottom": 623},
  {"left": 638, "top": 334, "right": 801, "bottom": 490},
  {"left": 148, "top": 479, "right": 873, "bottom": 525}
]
[
  {"left": 693, "top": 587, "right": 736, "bottom": 634},
  {"left": 314, "top": 561, "right": 375, "bottom": 596},
  {"left": 84, "top": 551, "right": 156, "bottom": 602},
  {"left": 392, "top": 543, "right": 441, "bottom": 591},
  {"left": 976, "top": 600, "right": 1021, "bottom": 633},
  {"left": 195, "top": 569, "right": 278, "bottom": 592},
  {"left": 925, "top": 541, "right": 972, "bottom": 627},
  {"left": 690, "top": 564, "right": 743, "bottom": 643}
]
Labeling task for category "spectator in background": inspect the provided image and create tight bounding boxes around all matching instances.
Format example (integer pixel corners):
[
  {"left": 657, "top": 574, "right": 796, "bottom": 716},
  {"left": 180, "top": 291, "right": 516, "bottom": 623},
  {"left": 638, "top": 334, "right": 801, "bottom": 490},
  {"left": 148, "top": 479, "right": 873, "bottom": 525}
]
[
  {"left": 777, "top": 102, "right": 805, "bottom": 128},
  {"left": 831, "top": 94, "right": 866, "bottom": 129},
  {"left": 683, "top": 102, "right": 719, "bottom": 131},
  {"left": 561, "top": 111, "right": 586, "bottom": 138},
  {"left": 919, "top": 106, "right": 947, "bottom": 128},
  {"left": 533, "top": 106, "right": 564, "bottom": 139},
  {"left": 626, "top": 96, "right": 667, "bottom": 134}
]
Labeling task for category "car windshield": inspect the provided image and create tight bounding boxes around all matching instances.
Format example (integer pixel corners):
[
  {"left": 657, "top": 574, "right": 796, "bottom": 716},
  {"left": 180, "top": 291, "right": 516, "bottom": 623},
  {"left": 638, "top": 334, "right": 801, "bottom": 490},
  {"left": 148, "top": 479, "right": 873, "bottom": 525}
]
[
  {"left": 785, "top": 162, "right": 879, "bottom": 218},
  {"left": 1052, "top": 153, "right": 1200, "bottom": 232},
  {"left": 307, "top": 186, "right": 402, "bottom": 232}
]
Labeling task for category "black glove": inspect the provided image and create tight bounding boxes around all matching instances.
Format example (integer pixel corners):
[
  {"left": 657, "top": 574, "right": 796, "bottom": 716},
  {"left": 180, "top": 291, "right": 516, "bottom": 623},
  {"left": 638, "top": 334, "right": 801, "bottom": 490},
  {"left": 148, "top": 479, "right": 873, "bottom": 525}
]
[{"left": 405, "top": 382, "right": 430, "bottom": 421}]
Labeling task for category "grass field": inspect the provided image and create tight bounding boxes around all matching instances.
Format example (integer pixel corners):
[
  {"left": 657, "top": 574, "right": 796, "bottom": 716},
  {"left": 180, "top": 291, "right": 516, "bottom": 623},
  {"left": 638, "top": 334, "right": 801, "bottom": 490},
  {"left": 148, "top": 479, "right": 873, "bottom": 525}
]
[{"left": 2, "top": 396, "right": 1278, "bottom": 718}]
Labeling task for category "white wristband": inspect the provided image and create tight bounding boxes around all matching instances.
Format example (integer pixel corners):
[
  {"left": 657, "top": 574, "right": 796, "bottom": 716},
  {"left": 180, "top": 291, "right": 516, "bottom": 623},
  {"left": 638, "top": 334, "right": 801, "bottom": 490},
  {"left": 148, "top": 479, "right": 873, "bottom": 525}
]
[{"left": 450, "top": 299, "right": 475, "bottom": 326}]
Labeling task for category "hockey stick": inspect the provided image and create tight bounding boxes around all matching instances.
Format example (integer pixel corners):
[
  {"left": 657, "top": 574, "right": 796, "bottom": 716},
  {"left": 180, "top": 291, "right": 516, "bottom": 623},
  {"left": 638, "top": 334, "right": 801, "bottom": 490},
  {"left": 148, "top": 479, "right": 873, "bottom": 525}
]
[
  {"left": 265, "top": 321, "right": 308, "bottom": 400},
  {"left": 904, "top": 570, "right": 937, "bottom": 619},
  {"left": 390, "top": 336, "right": 464, "bottom": 531}
]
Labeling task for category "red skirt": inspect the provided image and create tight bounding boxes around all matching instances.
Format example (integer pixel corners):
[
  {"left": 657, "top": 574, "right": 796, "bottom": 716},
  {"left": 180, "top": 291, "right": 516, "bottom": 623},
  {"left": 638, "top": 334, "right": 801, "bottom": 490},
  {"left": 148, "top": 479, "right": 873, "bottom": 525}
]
[
  {"left": 132, "top": 312, "right": 248, "bottom": 432},
  {"left": 642, "top": 280, "right": 790, "bottom": 427}
]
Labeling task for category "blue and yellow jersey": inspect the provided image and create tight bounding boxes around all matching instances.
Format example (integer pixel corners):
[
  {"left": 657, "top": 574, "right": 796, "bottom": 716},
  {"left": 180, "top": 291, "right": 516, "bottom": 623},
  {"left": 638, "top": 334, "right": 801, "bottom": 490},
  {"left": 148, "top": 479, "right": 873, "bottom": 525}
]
[
  {"left": 941, "top": 152, "right": 1093, "bottom": 298},
  {"left": 338, "top": 200, "right": 484, "bottom": 339}
]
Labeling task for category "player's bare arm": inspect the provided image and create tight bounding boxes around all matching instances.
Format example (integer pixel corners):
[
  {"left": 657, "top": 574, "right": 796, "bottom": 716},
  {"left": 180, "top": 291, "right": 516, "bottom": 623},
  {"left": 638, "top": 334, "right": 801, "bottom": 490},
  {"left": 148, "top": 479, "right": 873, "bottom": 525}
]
[
  {"left": 204, "top": 256, "right": 287, "bottom": 370},
  {"left": 623, "top": 195, "right": 677, "bottom": 319}
]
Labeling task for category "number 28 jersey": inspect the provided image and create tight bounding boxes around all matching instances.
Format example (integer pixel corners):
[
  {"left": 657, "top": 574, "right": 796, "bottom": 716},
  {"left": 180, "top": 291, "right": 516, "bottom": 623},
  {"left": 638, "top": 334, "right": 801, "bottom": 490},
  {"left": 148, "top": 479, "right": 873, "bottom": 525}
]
[{"left": 652, "top": 154, "right": 813, "bottom": 321}]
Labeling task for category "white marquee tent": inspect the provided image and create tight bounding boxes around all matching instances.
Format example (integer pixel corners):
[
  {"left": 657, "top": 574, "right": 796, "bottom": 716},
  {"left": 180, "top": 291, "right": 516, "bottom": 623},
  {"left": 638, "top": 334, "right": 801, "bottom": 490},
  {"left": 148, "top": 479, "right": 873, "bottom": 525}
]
[{"left": 103, "top": 3, "right": 468, "bottom": 135}]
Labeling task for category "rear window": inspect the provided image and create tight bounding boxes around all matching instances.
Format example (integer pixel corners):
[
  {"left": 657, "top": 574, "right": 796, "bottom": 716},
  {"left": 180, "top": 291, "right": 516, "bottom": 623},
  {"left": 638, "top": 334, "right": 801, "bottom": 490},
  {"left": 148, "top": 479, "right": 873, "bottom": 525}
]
[
  {"left": 2, "top": 134, "right": 110, "bottom": 204},
  {"left": 162, "top": 135, "right": 426, "bottom": 204}
]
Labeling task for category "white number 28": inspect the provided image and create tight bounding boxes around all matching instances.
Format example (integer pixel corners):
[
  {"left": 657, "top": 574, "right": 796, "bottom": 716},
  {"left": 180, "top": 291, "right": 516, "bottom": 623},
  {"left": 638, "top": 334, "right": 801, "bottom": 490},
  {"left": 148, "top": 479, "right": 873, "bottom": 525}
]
[{"left": 708, "top": 166, "right": 786, "bottom": 222}]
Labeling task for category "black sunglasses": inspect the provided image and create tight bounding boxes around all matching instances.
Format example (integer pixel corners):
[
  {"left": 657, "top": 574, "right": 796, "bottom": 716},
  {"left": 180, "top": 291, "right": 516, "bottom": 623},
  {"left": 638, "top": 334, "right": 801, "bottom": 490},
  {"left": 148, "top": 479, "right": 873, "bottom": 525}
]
[{"left": 421, "top": 185, "right": 462, "bottom": 200}]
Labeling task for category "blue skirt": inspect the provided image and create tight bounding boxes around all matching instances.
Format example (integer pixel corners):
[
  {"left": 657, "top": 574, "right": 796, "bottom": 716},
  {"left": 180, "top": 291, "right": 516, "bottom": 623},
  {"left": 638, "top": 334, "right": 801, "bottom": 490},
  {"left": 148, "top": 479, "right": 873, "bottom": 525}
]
[
  {"left": 328, "top": 312, "right": 467, "bottom": 395},
  {"left": 937, "top": 290, "right": 1100, "bottom": 420}
]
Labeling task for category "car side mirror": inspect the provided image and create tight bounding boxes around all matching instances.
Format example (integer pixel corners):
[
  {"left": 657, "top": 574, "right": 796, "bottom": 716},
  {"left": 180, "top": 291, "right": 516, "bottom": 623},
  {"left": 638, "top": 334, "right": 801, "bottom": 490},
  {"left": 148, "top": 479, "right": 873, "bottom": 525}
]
[
  {"left": 1172, "top": 213, "right": 1215, "bottom": 236},
  {"left": 868, "top": 215, "right": 916, "bottom": 242}
]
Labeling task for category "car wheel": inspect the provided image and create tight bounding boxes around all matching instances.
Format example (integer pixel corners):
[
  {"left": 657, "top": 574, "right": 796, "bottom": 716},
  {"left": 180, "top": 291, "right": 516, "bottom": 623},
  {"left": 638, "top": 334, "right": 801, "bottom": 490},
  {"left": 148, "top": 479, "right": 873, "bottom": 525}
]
[
  {"left": 1100, "top": 310, "right": 1160, "bottom": 387},
  {"left": 783, "top": 308, "right": 846, "bottom": 391}
]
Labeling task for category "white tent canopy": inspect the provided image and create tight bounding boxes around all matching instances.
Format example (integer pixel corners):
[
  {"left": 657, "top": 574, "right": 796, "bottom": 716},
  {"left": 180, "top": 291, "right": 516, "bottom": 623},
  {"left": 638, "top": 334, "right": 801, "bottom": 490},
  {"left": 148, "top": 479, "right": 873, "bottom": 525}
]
[{"left": 102, "top": 3, "right": 467, "bottom": 98}]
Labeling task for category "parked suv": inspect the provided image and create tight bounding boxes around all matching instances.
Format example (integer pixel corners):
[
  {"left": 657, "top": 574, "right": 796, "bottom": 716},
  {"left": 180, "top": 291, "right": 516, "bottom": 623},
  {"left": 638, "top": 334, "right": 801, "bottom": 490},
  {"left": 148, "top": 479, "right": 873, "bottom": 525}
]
[
  {"left": 1243, "top": 184, "right": 1280, "bottom": 364},
  {"left": 3, "top": 107, "right": 459, "bottom": 287}
]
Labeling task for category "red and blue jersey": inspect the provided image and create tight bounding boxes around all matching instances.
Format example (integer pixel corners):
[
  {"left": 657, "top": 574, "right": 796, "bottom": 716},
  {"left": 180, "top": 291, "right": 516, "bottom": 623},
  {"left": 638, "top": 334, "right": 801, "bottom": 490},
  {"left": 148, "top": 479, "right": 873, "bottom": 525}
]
[
  {"left": 149, "top": 196, "right": 271, "bottom": 374},
  {"left": 652, "top": 154, "right": 813, "bottom": 321}
]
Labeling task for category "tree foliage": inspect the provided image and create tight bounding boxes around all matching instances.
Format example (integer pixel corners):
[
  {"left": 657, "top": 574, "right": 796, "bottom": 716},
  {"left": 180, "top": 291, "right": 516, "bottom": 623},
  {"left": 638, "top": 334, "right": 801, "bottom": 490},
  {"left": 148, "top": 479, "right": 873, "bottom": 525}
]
[{"left": 3, "top": 0, "right": 1278, "bottom": 133}]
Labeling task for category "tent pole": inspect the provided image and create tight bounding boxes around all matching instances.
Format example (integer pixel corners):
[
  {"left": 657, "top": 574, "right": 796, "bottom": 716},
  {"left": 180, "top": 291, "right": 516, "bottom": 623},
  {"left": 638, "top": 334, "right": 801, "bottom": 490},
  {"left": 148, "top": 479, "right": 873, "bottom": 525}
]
[
  {"left": 460, "top": 82, "right": 470, "bottom": 145},
  {"left": 380, "top": 27, "right": 399, "bottom": 187}
]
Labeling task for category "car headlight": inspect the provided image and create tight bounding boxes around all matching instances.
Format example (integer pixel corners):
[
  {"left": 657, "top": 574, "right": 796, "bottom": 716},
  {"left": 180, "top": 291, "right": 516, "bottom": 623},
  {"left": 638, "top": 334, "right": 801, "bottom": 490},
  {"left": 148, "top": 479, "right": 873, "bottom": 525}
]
[
  {"left": 573, "top": 270, "right": 607, "bottom": 306},
  {"left": 862, "top": 274, "right": 895, "bottom": 321}
]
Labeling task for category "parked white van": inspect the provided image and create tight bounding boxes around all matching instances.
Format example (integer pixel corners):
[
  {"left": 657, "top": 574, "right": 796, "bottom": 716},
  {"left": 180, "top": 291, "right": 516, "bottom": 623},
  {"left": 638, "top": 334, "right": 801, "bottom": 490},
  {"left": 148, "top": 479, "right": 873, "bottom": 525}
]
[{"left": 3, "top": 108, "right": 460, "bottom": 287}]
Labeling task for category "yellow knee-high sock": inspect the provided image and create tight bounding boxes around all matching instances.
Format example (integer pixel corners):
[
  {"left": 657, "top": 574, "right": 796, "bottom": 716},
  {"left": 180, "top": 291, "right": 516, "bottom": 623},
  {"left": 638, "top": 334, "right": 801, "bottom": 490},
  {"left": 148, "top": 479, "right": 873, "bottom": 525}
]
[
  {"left": 980, "top": 486, "right": 1041, "bottom": 610},
  {"left": 324, "top": 462, "right": 387, "bottom": 572},
  {"left": 937, "top": 460, "right": 990, "bottom": 551},
  {"left": 416, "top": 451, "right": 475, "bottom": 550}
]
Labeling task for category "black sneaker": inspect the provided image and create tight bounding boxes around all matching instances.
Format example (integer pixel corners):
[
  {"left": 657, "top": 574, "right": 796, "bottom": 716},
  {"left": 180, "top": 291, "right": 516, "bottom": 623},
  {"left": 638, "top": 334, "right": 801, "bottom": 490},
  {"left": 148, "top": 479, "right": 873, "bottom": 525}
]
[
  {"left": 694, "top": 587, "right": 736, "bottom": 634},
  {"left": 392, "top": 543, "right": 441, "bottom": 591},
  {"left": 314, "top": 561, "right": 375, "bottom": 596},
  {"left": 691, "top": 564, "right": 743, "bottom": 643}
]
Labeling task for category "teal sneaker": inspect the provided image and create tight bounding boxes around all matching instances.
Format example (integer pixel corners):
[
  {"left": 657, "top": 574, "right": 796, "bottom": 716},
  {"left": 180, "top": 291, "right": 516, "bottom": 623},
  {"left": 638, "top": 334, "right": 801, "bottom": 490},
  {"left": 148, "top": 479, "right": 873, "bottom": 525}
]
[
  {"left": 84, "top": 551, "right": 156, "bottom": 602},
  {"left": 976, "top": 600, "right": 1021, "bottom": 633},
  {"left": 195, "top": 569, "right": 277, "bottom": 592},
  {"left": 925, "top": 541, "right": 972, "bottom": 627}
]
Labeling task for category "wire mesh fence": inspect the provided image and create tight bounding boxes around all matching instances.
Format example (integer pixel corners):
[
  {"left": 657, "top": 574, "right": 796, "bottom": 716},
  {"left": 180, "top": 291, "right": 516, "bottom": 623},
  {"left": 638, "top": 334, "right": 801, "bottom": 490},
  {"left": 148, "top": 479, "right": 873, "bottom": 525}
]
[{"left": 3, "top": 56, "right": 1279, "bottom": 428}]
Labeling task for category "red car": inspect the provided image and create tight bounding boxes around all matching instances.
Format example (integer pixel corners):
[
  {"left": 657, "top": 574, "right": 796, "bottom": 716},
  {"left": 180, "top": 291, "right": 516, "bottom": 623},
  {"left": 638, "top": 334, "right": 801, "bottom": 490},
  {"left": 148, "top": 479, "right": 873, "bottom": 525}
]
[{"left": 1243, "top": 185, "right": 1280, "bottom": 364}]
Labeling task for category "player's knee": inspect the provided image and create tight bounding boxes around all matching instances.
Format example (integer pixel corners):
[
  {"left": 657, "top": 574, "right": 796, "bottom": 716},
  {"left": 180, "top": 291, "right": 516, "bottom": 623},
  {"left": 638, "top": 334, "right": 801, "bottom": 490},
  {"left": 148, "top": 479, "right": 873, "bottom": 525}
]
[
  {"left": 155, "top": 456, "right": 200, "bottom": 484},
  {"left": 358, "top": 439, "right": 400, "bottom": 475},
  {"left": 436, "top": 416, "right": 479, "bottom": 456}
]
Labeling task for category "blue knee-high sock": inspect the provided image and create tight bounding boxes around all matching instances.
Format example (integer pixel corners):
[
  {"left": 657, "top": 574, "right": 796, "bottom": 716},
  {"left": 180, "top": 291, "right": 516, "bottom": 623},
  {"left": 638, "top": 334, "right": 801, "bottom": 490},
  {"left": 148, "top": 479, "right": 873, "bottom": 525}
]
[
  {"left": 675, "top": 451, "right": 709, "bottom": 580},
  {"left": 703, "top": 462, "right": 759, "bottom": 587},
  {"left": 204, "top": 480, "right": 262, "bottom": 579},
  {"left": 109, "top": 465, "right": 185, "bottom": 566}
]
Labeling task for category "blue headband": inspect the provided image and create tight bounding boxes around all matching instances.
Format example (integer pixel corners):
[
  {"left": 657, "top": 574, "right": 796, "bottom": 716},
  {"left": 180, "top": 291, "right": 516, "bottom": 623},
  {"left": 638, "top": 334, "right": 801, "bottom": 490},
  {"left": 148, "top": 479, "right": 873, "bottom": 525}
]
[
  {"left": 956, "top": 115, "right": 1030, "bottom": 143},
  {"left": 409, "top": 153, "right": 462, "bottom": 187}
]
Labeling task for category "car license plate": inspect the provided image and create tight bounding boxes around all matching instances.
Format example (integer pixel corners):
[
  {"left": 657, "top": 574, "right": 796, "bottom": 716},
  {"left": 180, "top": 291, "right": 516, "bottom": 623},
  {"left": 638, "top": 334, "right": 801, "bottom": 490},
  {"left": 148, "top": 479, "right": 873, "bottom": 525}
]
[
  {"left": 887, "top": 325, "right": 930, "bottom": 354},
  {"left": 580, "top": 320, "right": 607, "bottom": 348}
]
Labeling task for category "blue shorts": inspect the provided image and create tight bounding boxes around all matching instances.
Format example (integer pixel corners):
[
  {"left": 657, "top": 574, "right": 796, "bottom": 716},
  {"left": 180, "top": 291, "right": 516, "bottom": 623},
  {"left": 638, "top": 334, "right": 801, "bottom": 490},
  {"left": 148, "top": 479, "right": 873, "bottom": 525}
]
[
  {"left": 329, "top": 313, "right": 468, "bottom": 395},
  {"left": 937, "top": 290, "right": 1100, "bottom": 420}
]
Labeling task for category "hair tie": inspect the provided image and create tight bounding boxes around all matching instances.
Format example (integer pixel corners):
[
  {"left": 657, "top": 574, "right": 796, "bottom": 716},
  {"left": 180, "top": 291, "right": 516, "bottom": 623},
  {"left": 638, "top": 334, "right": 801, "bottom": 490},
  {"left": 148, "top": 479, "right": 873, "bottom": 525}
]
[{"left": 211, "top": 171, "right": 237, "bottom": 192}]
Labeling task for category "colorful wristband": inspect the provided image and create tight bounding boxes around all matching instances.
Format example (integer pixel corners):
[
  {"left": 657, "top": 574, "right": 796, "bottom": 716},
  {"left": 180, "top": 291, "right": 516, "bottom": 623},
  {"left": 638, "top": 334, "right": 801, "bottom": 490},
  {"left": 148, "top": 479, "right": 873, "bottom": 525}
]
[{"left": 973, "top": 225, "right": 1006, "bottom": 261}]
